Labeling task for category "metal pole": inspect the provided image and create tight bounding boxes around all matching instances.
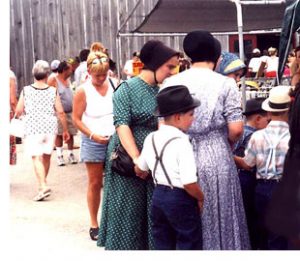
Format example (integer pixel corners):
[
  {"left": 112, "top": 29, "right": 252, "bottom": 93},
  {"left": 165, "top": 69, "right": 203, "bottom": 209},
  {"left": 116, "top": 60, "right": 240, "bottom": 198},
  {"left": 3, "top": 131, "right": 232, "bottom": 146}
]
[
  {"left": 233, "top": 0, "right": 247, "bottom": 111},
  {"left": 116, "top": 35, "right": 122, "bottom": 80},
  {"left": 118, "top": 0, "right": 143, "bottom": 34}
]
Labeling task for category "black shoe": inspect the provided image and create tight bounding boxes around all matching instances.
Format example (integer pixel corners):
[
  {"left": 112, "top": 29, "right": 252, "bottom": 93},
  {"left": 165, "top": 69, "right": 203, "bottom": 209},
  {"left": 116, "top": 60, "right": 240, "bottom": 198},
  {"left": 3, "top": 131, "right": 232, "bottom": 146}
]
[{"left": 89, "top": 227, "right": 99, "bottom": 241}]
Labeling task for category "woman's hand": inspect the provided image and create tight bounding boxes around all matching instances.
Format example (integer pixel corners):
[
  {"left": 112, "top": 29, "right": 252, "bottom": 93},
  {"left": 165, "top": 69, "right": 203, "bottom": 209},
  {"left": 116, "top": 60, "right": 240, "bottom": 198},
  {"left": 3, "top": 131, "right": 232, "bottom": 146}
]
[
  {"left": 63, "top": 130, "right": 70, "bottom": 142},
  {"left": 92, "top": 134, "right": 110, "bottom": 145}
]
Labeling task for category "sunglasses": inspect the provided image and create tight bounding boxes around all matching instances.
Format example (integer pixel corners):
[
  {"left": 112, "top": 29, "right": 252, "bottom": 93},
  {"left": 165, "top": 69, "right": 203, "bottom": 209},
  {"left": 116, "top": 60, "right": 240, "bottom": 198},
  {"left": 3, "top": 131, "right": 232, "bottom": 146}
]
[{"left": 91, "top": 57, "right": 109, "bottom": 65}]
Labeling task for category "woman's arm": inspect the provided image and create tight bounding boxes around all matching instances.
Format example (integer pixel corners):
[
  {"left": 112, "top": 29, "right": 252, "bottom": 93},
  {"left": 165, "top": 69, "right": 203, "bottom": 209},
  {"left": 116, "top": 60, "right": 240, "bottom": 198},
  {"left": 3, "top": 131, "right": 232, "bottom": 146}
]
[
  {"left": 72, "top": 88, "right": 109, "bottom": 144},
  {"left": 47, "top": 74, "right": 57, "bottom": 87},
  {"left": 118, "top": 125, "right": 149, "bottom": 179},
  {"left": 54, "top": 93, "right": 70, "bottom": 142},
  {"left": 291, "top": 73, "right": 300, "bottom": 86},
  {"left": 116, "top": 125, "right": 140, "bottom": 162},
  {"left": 228, "top": 121, "right": 243, "bottom": 145},
  {"left": 10, "top": 77, "right": 17, "bottom": 113},
  {"left": 15, "top": 91, "right": 24, "bottom": 118}
]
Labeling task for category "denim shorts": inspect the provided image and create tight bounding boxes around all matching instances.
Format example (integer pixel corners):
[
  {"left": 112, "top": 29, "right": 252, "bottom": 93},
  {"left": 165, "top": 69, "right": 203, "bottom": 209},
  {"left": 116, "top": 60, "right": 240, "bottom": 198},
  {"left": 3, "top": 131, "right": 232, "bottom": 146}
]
[{"left": 80, "top": 134, "right": 108, "bottom": 163}]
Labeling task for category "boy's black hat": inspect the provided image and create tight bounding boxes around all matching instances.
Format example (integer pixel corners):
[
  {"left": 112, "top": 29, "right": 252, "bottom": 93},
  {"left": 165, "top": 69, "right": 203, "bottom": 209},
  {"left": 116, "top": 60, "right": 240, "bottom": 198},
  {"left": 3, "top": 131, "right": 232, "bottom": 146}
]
[
  {"left": 243, "top": 98, "right": 266, "bottom": 116},
  {"left": 155, "top": 85, "right": 200, "bottom": 117}
]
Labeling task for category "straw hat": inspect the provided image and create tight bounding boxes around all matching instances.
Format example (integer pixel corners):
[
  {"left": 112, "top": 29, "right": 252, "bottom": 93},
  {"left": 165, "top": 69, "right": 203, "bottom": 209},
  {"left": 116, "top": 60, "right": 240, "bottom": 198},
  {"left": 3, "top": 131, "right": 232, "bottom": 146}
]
[{"left": 262, "top": 86, "right": 291, "bottom": 112}]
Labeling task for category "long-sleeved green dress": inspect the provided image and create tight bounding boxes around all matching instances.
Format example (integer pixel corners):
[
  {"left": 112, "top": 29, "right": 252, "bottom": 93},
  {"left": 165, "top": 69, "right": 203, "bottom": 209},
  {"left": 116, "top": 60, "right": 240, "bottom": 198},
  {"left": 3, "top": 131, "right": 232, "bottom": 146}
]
[{"left": 98, "top": 77, "right": 159, "bottom": 250}]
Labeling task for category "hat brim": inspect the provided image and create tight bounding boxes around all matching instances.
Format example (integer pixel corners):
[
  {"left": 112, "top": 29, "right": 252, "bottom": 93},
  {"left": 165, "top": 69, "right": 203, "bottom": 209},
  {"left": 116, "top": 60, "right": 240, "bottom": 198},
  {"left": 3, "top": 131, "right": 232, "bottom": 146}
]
[
  {"left": 154, "top": 99, "right": 200, "bottom": 117},
  {"left": 261, "top": 98, "right": 289, "bottom": 112},
  {"left": 243, "top": 109, "right": 266, "bottom": 116}
]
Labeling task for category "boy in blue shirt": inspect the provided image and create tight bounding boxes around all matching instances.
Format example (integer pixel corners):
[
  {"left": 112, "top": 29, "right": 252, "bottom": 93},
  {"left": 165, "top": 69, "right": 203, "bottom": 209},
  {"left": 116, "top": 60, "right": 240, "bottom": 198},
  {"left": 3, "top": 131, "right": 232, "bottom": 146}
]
[{"left": 233, "top": 98, "right": 269, "bottom": 249}]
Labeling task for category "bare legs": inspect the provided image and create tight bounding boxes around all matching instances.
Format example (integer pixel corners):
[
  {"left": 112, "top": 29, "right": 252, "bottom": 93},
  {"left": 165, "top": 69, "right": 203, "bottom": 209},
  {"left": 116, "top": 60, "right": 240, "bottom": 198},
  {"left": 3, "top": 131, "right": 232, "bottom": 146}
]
[
  {"left": 56, "top": 135, "right": 77, "bottom": 165},
  {"left": 32, "top": 154, "right": 51, "bottom": 191},
  {"left": 55, "top": 134, "right": 74, "bottom": 150},
  {"left": 85, "top": 162, "right": 104, "bottom": 228}
]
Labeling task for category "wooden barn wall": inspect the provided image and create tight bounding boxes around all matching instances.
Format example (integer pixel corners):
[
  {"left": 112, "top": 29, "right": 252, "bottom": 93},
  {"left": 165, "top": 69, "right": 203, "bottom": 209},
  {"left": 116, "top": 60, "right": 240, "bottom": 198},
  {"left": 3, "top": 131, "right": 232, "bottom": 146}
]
[{"left": 10, "top": 0, "right": 228, "bottom": 92}]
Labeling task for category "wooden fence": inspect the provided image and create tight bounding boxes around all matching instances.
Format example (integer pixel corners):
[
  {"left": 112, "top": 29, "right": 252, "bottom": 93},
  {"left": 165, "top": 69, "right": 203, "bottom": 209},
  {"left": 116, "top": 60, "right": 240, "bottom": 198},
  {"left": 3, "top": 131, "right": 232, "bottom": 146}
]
[{"left": 10, "top": 0, "right": 228, "bottom": 91}]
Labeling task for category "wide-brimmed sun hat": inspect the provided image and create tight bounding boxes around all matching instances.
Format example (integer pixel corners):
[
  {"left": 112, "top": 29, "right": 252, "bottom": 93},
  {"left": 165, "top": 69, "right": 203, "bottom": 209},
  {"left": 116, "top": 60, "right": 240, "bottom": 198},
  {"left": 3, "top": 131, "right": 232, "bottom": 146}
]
[{"left": 262, "top": 86, "right": 291, "bottom": 112}]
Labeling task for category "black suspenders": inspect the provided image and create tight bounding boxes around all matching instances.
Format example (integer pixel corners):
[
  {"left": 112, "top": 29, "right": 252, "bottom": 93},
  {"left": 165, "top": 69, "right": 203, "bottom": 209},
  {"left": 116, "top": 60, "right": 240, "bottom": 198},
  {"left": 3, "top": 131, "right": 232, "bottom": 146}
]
[{"left": 151, "top": 134, "right": 180, "bottom": 189}]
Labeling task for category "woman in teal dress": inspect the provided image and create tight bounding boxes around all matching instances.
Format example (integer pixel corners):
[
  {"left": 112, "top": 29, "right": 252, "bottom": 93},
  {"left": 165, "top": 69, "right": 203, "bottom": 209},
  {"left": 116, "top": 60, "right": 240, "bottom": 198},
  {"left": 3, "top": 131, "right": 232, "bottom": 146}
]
[{"left": 98, "top": 40, "right": 179, "bottom": 250}]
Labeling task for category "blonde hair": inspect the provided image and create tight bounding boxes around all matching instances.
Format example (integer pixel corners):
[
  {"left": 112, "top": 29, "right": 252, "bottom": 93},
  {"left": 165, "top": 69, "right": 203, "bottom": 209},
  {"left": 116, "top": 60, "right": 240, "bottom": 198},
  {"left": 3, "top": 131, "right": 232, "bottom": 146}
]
[
  {"left": 90, "top": 42, "right": 106, "bottom": 52},
  {"left": 87, "top": 51, "right": 110, "bottom": 74},
  {"left": 268, "top": 47, "right": 277, "bottom": 56}
]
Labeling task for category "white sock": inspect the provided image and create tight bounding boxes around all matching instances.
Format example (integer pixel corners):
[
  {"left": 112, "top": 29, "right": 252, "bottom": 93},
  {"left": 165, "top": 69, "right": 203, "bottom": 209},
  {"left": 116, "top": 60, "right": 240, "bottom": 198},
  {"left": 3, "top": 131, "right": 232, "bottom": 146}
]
[
  {"left": 68, "top": 149, "right": 74, "bottom": 156},
  {"left": 56, "top": 147, "right": 63, "bottom": 157}
]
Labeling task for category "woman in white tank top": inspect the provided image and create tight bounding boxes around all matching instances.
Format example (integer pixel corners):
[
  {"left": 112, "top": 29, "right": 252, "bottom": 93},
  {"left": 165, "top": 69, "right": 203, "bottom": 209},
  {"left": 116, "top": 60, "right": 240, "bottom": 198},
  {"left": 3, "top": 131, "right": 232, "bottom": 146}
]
[{"left": 72, "top": 49, "right": 114, "bottom": 241}]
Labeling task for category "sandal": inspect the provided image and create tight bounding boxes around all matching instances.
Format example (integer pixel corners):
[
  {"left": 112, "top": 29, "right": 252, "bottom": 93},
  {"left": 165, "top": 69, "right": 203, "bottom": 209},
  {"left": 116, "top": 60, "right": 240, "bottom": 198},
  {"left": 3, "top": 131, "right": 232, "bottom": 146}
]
[
  {"left": 33, "top": 188, "right": 51, "bottom": 201},
  {"left": 89, "top": 227, "right": 99, "bottom": 241}
]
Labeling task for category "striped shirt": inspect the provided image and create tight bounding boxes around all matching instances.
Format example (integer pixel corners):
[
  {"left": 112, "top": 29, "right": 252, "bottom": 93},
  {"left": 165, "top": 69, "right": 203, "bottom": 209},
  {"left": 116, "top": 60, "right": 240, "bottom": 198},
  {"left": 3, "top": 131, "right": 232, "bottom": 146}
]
[{"left": 244, "top": 121, "right": 290, "bottom": 180}]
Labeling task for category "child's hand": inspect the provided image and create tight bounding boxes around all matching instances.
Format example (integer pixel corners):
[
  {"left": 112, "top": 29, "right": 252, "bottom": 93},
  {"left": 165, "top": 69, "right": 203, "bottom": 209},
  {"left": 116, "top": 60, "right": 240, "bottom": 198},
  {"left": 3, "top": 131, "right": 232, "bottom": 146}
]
[
  {"left": 198, "top": 199, "right": 204, "bottom": 213},
  {"left": 198, "top": 190, "right": 204, "bottom": 213},
  {"left": 134, "top": 165, "right": 149, "bottom": 180}
]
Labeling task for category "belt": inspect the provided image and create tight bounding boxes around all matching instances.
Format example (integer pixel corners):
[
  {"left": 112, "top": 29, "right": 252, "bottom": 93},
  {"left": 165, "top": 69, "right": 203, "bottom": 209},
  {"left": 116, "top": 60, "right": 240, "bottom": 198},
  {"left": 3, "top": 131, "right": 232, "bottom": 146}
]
[
  {"left": 257, "top": 179, "right": 281, "bottom": 183},
  {"left": 156, "top": 184, "right": 184, "bottom": 191}
]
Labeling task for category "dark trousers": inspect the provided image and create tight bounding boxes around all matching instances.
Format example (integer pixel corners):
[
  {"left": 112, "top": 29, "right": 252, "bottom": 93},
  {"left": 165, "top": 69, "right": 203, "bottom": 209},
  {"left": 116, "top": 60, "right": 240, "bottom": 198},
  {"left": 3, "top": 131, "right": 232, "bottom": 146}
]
[
  {"left": 255, "top": 180, "right": 288, "bottom": 250},
  {"left": 239, "top": 171, "right": 258, "bottom": 249},
  {"left": 151, "top": 185, "right": 202, "bottom": 250}
]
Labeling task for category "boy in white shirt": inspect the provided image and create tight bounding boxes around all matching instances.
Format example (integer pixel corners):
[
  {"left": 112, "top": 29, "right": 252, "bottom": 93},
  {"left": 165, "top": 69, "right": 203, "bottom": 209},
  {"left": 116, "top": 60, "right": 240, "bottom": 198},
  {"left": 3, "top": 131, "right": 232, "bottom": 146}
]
[{"left": 135, "top": 85, "right": 204, "bottom": 250}]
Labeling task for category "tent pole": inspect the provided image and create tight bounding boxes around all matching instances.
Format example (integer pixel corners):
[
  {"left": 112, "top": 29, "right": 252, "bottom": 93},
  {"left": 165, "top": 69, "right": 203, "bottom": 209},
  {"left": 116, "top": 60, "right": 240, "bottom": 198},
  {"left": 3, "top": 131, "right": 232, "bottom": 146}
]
[{"left": 234, "top": 0, "right": 246, "bottom": 111}]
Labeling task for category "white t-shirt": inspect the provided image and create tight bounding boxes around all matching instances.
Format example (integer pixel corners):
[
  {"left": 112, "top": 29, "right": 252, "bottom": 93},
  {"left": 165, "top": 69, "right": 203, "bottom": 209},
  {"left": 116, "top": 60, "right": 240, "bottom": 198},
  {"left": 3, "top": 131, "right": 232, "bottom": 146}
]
[
  {"left": 138, "top": 125, "right": 198, "bottom": 188},
  {"left": 123, "top": 59, "right": 133, "bottom": 79},
  {"left": 265, "top": 56, "right": 279, "bottom": 72},
  {"left": 248, "top": 57, "right": 262, "bottom": 73},
  {"left": 81, "top": 79, "right": 115, "bottom": 136},
  {"left": 74, "top": 62, "right": 88, "bottom": 87}
]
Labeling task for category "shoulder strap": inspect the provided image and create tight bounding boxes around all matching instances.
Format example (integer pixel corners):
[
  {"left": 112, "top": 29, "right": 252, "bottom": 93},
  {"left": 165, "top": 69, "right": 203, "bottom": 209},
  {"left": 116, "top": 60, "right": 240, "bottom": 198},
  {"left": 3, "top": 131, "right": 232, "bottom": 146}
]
[
  {"left": 108, "top": 77, "right": 116, "bottom": 91},
  {"left": 151, "top": 134, "right": 181, "bottom": 189},
  {"left": 263, "top": 129, "right": 289, "bottom": 176},
  {"left": 114, "top": 80, "right": 129, "bottom": 92}
]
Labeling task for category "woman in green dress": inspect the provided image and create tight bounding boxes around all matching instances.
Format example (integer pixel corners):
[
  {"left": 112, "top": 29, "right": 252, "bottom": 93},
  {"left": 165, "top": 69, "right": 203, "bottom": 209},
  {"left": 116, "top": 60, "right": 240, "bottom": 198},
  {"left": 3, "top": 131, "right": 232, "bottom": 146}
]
[{"left": 98, "top": 40, "right": 179, "bottom": 250}]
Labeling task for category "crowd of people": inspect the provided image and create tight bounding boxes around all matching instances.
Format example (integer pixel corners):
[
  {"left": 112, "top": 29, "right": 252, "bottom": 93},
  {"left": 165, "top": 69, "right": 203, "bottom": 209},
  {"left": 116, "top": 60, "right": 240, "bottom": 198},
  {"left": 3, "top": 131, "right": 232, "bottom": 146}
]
[{"left": 9, "top": 30, "right": 300, "bottom": 250}]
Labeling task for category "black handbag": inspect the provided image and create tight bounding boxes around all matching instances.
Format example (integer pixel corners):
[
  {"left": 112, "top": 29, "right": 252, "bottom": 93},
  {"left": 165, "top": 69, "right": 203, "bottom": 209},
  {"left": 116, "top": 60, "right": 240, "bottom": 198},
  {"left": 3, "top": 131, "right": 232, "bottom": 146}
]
[{"left": 111, "top": 144, "right": 136, "bottom": 177}]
